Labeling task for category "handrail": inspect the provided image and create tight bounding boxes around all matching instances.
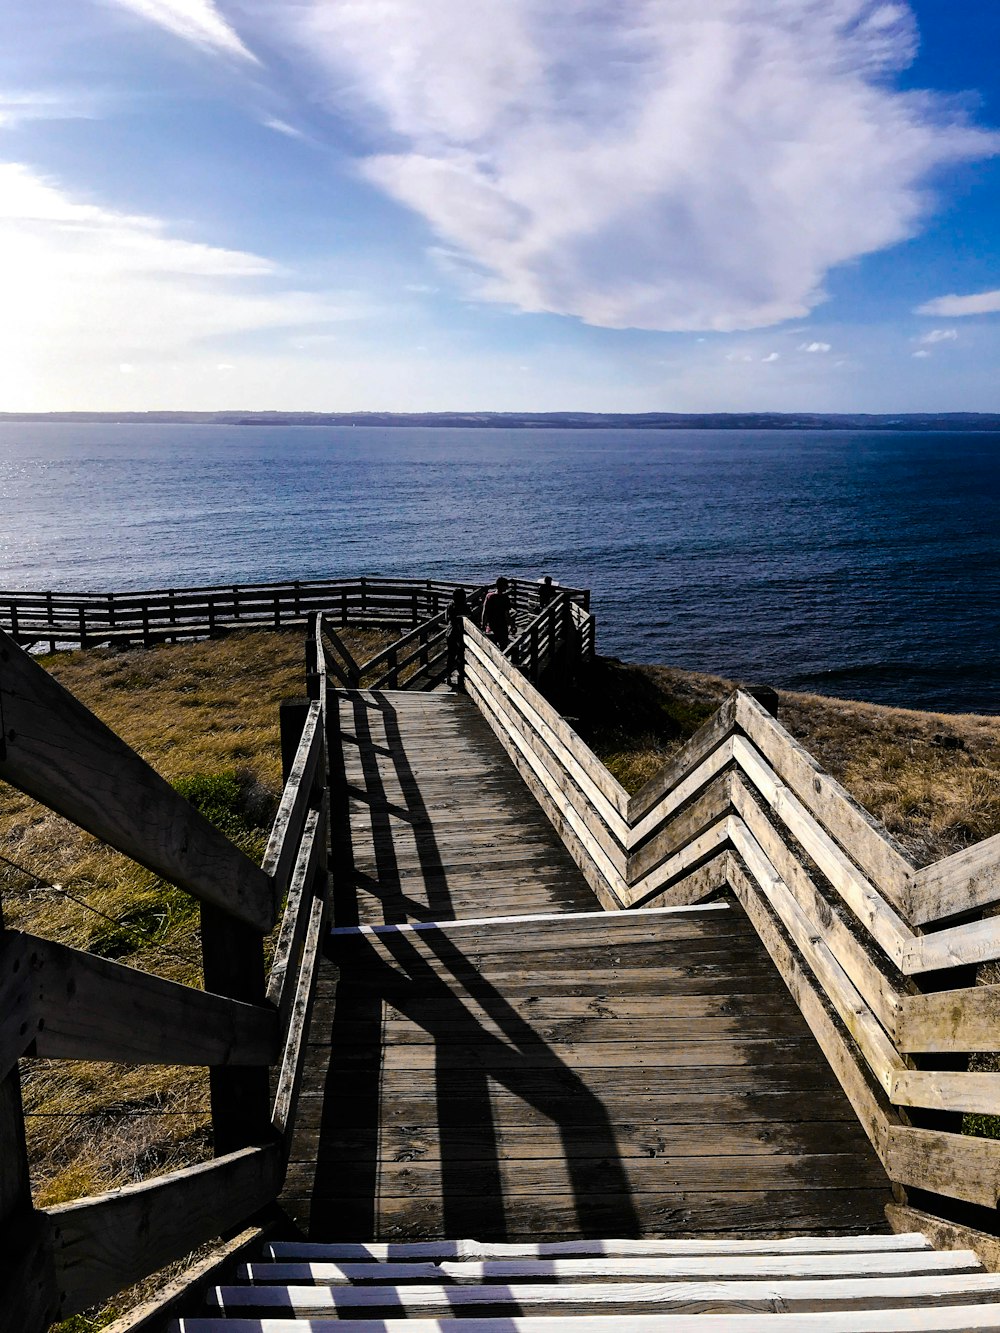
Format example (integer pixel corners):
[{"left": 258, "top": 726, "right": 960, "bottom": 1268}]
[
  {"left": 463, "top": 633, "right": 1000, "bottom": 1234},
  {"left": 0, "top": 624, "right": 330, "bottom": 1332},
  {"left": 0, "top": 576, "right": 590, "bottom": 652}
]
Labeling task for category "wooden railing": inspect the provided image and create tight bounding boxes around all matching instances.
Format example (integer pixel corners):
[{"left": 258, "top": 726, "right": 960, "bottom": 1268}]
[
  {"left": 465, "top": 629, "right": 1000, "bottom": 1242},
  {"left": 0, "top": 624, "right": 330, "bottom": 1332},
  {"left": 0, "top": 577, "right": 589, "bottom": 652},
  {"left": 505, "top": 591, "right": 596, "bottom": 685}
]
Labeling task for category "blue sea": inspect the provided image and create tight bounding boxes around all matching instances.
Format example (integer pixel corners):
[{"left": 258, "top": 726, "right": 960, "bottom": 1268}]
[{"left": 1, "top": 423, "right": 998, "bottom": 714}]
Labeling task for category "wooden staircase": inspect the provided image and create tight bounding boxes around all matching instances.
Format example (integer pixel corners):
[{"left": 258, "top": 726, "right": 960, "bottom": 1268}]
[{"left": 169, "top": 1232, "right": 1000, "bottom": 1328}]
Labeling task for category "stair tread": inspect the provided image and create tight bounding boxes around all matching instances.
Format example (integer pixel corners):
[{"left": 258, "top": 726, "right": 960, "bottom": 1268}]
[
  {"left": 239, "top": 1250, "right": 979, "bottom": 1282},
  {"left": 263, "top": 1233, "right": 931, "bottom": 1261}
]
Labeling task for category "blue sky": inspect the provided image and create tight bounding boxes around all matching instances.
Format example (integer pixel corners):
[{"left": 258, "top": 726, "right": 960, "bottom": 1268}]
[{"left": 2, "top": 0, "right": 999, "bottom": 412}]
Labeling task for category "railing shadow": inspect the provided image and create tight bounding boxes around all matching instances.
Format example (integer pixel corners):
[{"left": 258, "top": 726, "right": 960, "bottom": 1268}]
[{"left": 309, "top": 690, "right": 639, "bottom": 1243}]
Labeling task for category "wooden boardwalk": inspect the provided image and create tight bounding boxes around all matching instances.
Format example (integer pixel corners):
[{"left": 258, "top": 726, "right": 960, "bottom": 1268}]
[{"left": 281, "top": 690, "right": 892, "bottom": 1242}]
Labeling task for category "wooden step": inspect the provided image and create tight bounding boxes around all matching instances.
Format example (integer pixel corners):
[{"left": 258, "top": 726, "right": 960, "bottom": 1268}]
[
  {"left": 263, "top": 1233, "right": 933, "bottom": 1260},
  {"left": 201, "top": 1268, "right": 1000, "bottom": 1315},
  {"left": 164, "top": 1311, "right": 1000, "bottom": 1331}
]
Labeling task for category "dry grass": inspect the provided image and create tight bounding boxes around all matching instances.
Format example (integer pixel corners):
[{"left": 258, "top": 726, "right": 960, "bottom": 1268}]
[{"left": 579, "top": 656, "right": 1000, "bottom": 867}]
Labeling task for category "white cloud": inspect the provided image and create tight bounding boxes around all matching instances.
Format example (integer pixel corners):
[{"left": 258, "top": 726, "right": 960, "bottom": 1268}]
[
  {"left": 262, "top": 0, "right": 997, "bottom": 332},
  {"left": 100, "top": 0, "right": 258, "bottom": 61},
  {"left": 761, "top": 352, "right": 781, "bottom": 363},
  {"left": 0, "top": 162, "right": 359, "bottom": 405},
  {"left": 799, "top": 341, "right": 832, "bottom": 353},
  {"left": 916, "top": 327, "right": 958, "bottom": 344},
  {"left": 916, "top": 289, "right": 1000, "bottom": 317},
  {"left": 912, "top": 348, "right": 930, "bottom": 358}
]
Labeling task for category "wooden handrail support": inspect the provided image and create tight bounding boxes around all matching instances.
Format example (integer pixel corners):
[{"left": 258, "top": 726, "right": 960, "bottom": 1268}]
[
  {"left": 0, "top": 626, "right": 332, "bottom": 1331},
  {"left": 464, "top": 629, "right": 1000, "bottom": 1239}
]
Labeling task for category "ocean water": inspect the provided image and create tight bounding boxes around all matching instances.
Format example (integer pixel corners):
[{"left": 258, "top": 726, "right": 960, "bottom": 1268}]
[{"left": 1, "top": 423, "right": 998, "bottom": 714}]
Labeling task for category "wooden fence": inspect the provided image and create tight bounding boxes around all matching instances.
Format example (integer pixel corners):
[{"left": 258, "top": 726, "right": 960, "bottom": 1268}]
[
  {"left": 465, "top": 627, "right": 1000, "bottom": 1244},
  {"left": 0, "top": 577, "right": 589, "bottom": 653},
  {"left": 0, "top": 623, "right": 331, "bottom": 1333}
]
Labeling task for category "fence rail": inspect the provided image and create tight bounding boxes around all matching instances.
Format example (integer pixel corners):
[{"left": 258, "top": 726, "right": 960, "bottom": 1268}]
[
  {"left": 0, "top": 577, "right": 590, "bottom": 652},
  {"left": 463, "top": 629, "right": 1000, "bottom": 1240}
]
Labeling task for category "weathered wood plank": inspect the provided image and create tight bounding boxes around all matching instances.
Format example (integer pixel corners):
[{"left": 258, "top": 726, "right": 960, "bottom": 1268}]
[
  {"left": 896, "top": 983, "right": 1000, "bottom": 1053},
  {"left": 266, "top": 806, "right": 323, "bottom": 1036},
  {"left": 0, "top": 630, "right": 275, "bottom": 930},
  {"left": 272, "top": 893, "right": 327, "bottom": 1139},
  {"left": 262, "top": 700, "right": 322, "bottom": 902},
  {"left": 886, "top": 1203, "right": 1000, "bottom": 1274},
  {"left": 45, "top": 1144, "right": 282, "bottom": 1318},
  {"left": 627, "top": 695, "right": 738, "bottom": 827},
  {"left": 734, "top": 691, "right": 914, "bottom": 914},
  {"left": 2, "top": 930, "right": 277, "bottom": 1070},
  {"left": 908, "top": 833, "right": 1000, "bottom": 926}
]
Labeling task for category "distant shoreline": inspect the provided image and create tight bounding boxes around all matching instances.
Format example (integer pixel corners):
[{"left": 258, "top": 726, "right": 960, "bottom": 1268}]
[{"left": 3, "top": 410, "right": 1000, "bottom": 431}]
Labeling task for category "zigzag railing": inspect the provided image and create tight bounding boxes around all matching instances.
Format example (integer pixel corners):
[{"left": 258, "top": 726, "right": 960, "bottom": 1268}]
[{"left": 465, "top": 624, "right": 1000, "bottom": 1234}]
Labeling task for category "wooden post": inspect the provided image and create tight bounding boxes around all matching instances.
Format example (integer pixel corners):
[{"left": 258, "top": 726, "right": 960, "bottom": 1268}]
[
  {"left": 360, "top": 577, "right": 367, "bottom": 616},
  {"left": 9, "top": 604, "right": 17, "bottom": 642},
  {"left": 280, "top": 698, "right": 312, "bottom": 784},
  {"left": 107, "top": 593, "right": 116, "bottom": 631},
  {"left": 141, "top": 602, "right": 151, "bottom": 647},
  {"left": 167, "top": 590, "right": 175, "bottom": 633},
  {"left": 530, "top": 623, "right": 539, "bottom": 681},
  {"left": 389, "top": 645, "right": 398, "bottom": 688},
  {"left": 419, "top": 626, "right": 429, "bottom": 670},
  {"left": 77, "top": 605, "right": 87, "bottom": 650},
  {"left": 200, "top": 908, "right": 273, "bottom": 1157},
  {"left": 0, "top": 892, "right": 56, "bottom": 1333},
  {"left": 45, "top": 593, "right": 54, "bottom": 654},
  {"left": 742, "top": 684, "right": 779, "bottom": 717},
  {"left": 293, "top": 581, "right": 301, "bottom": 618},
  {"left": 273, "top": 592, "right": 280, "bottom": 630},
  {"left": 233, "top": 585, "right": 241, "bottom": 621},
  {"left": 208, "top": 595, "right": 216, "bottom": 637}
]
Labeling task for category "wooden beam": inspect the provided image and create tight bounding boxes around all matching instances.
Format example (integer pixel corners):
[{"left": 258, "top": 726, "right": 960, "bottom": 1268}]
[
  {"left": 262, "top": 699, "right": 322, "bottom": 902},
  {"left": 2, "top": 930, "right": 277, "bottom": 1074},
  {"left": 0, "top": 630, "right": 274, "bottom": 932},
  {"left": 628, "top": 693, "right": 737, "bottom": 826},
  {"left": 908, "top": 833, "right": 1000, "bottom": 927},
  {"left": 885, "top": 1203, "right": 1000, "bottom": 1275},
  {"left": 734, "top": 690, "right": 914, "bottom": 914},
  {"left": 896, "top": 984, "right": 1000, "bottom": 1054},
  {"left": 44, "top": 1143, "right": 282, "bottom": 1319}
]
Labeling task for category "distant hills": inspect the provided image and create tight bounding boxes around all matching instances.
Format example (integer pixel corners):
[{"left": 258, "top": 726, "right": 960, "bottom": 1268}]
[{"left": 3, "top": 410, "right": 1000, "bottom": 430}]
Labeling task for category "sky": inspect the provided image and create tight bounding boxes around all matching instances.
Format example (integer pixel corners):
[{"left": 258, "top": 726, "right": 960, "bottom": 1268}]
[{"left": 2, "top": 0, "right": 1000, "bottom": 413}]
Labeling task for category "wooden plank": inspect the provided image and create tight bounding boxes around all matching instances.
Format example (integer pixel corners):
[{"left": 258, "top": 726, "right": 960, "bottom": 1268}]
[
  {"left": 630, "top": 853, "right": 730, "bottom": 911},
  {"left": 885, "top": 1123, "right": 1000, "bottom": 1211},
  {"left": 628, "top": 774, "right": 733, "bottom": 882},
  {"left": 3, "top": 930, "right": 276, "bottom": 1069},
  {"left": 886, "top": 1203, "right": 1000, "bottom": 1274},
  {"left": 465, "top": 668, "right": 627, "bottom": 910},
  {"left": 206, "top": 1270, "right": 1000, "bottom": 1316},
  {"left": 464, "top": 628, "right": 629, "bottom": 836},
  {"left": 733, "top": 737, "right": 912, "bottom": 969},
  {"left": 908, "top": 833, "right": 1000, "bottom": 926},
  {"left": 734, "top": 691, "right": 914, "bottom": 914},
  {"left": 0, "top": 630, "right": 275, "bottom": 930},
  {"left": 44, "top": 1143, "right": 282, "bottom": 1318},
  {"left": 464, "top": 624, "right": 628, "bottom": 817},
  {"left": 730, "top": 778, "right": 905, "bottom": 1036},
  {"left": 901, "top": 910, "right": 1000, "bottom": 976},
  {"left": 266, "top": 807, "right": 323, "bottom": 1035},
  {"left": 179, "top": 1301, "right": 1000, "bottom": 1331},
  {"left": 464, "top": 656, "right": 627, "bottom": 878},
  {"left": 262, "top": 700, "right": 322, "bottom": 902},
  {"left": 242, "top": 1251, "right": 977, "bottom": 1281},
  {"left": 624, "top": 821, "right": 731, "bottom": 908},
  {"left": 99, "top": 1225, "right": 269, "bottom": 1333},
  {"left": 730, "top": 819, "right": 907, "bottom": 1105},
  {"left": 286, "top": 1189, "right": 898, "bottom": 1245},
  {"left": 628, "top": 694, "right": 737, "bottom": 827},
  {"left": 331, "top": 902, "right": 729, "bottom": 939},
  {"left": 896, "top": 983, "right": 1000, "bottom": 1053},
  {"left": 272, "top": 893, "right": 327, "bottom": 1139},
  {"left": 726, "top": 854, "right": 898, "bottom": 1167}
]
